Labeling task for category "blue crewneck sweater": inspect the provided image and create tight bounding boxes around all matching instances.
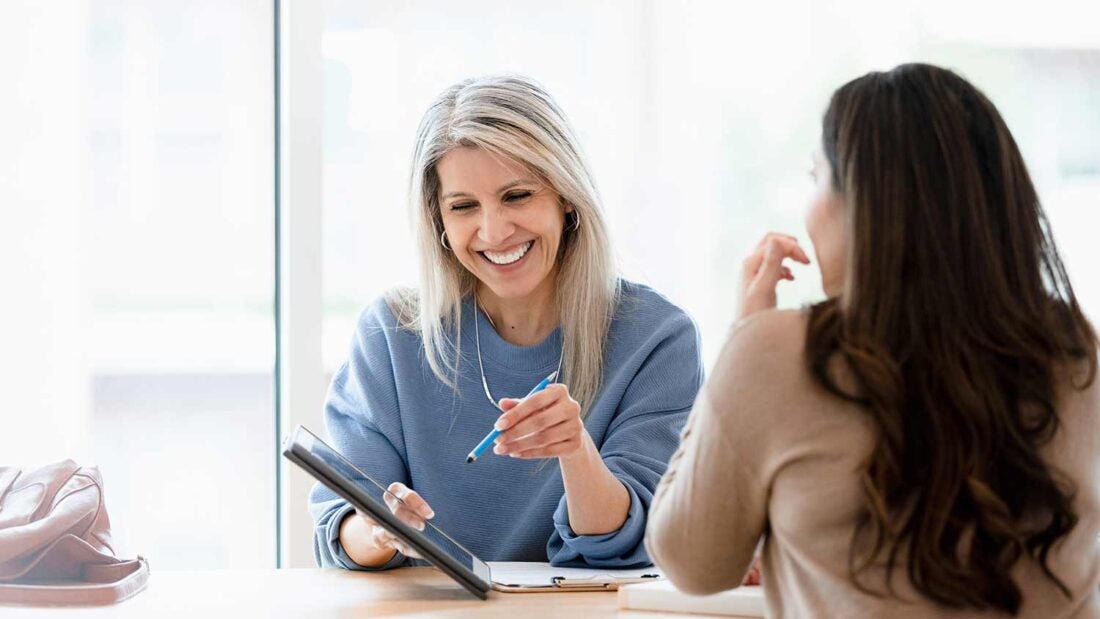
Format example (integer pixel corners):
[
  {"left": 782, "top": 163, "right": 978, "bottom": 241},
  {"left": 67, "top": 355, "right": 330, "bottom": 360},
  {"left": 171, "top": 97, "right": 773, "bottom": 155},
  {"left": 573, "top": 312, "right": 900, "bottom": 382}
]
[{"left": 309, "top": 280, "right": 703, "bottom": 569}]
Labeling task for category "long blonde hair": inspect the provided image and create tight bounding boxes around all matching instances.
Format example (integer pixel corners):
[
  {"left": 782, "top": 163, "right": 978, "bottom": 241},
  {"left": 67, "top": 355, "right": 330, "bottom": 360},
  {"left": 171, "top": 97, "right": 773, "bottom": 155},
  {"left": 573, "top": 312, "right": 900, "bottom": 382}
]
[{"left": 388, "top": 75, "right": 618, "bottom": 413}]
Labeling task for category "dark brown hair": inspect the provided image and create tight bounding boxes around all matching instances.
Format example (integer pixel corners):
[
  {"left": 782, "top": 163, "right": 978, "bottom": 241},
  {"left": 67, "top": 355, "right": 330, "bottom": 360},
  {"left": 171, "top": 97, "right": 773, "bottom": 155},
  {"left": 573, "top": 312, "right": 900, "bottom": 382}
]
[{"left": 807, "top": 63, "right": 1097, "bottom": 613}]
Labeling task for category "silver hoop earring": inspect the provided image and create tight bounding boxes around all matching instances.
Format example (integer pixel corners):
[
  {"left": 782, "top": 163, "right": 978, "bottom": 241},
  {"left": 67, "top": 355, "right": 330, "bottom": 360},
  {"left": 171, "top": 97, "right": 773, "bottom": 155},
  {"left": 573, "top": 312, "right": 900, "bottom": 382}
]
[
  {"left": 440, "top": 230, "right": 452, "bottom": 251},
  {"left": 567, "top": 210, "right": 581, "bottom": 232}
]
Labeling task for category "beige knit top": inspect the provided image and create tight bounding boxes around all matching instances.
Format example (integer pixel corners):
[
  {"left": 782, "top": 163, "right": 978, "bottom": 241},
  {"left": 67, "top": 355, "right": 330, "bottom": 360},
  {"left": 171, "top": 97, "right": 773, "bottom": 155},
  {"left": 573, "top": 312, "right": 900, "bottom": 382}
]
[{"left": 646, "top": 309, "right": 1100, "bottom": 618}]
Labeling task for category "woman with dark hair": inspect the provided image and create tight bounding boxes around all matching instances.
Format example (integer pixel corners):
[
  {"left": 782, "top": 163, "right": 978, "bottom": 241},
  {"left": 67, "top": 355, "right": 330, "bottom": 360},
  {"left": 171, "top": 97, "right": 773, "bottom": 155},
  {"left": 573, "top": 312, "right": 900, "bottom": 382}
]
[{"left": 646, "top": 63, "right": 1099, "bottom": 616}]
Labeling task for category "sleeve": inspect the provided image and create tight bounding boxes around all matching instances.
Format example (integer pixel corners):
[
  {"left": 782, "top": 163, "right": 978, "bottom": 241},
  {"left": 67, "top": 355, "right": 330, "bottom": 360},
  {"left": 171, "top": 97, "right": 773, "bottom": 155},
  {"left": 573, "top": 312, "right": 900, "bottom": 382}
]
[
  {"left": 308, "top": 300, "right": 412, "bottom": 571},
  {"left": 644, "top": 315, "right": 775, "bottom": 595},
  {"left": 547, "top": 310, "right": 704, "bottom": 568}
]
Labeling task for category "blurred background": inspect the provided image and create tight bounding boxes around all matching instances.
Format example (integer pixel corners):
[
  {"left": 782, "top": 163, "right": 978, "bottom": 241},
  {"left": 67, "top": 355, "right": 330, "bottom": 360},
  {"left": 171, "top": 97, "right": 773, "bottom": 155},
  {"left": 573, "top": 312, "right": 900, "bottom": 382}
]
[{"left": 2, "top": 0, "right": 1097, "bottom": 569}]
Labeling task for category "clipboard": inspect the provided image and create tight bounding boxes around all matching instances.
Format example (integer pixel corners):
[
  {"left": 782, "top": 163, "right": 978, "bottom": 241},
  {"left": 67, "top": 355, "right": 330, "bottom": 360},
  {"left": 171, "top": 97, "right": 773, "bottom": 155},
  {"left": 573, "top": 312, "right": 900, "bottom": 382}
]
[{"left": 487, "top": 562, "right": 664, "bottom": 593}]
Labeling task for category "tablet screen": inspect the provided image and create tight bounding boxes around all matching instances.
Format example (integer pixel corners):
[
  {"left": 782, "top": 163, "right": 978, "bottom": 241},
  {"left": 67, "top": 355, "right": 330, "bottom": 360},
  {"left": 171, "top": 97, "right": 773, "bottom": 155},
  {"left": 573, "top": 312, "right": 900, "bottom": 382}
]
[{"left": 286, "top": 425, "right": 491, "bottom": 594}]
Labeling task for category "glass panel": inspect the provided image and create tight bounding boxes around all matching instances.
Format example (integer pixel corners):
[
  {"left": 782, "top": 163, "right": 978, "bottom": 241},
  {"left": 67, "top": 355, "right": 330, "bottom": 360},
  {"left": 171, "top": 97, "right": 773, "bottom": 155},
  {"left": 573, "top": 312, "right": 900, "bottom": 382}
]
[
  {"left": 320, "top": 1, "right": 1100, "bottom": 369},
  {"left": 0, "top": 0, "right": 275, "bottom": 569}
]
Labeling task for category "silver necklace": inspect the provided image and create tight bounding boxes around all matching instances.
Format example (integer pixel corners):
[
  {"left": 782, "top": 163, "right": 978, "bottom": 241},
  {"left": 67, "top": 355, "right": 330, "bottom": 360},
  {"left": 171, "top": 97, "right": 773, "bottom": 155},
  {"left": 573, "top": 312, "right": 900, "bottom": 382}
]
[{"left": 473, "top": 296, "right": 564, "bottom": 410}]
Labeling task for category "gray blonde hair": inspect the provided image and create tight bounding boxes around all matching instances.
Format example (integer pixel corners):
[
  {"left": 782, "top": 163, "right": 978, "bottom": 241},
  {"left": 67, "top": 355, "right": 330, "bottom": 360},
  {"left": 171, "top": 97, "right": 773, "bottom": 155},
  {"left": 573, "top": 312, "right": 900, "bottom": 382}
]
[{"left": 388, "top": 75, "right": 619, "bottom": 413}]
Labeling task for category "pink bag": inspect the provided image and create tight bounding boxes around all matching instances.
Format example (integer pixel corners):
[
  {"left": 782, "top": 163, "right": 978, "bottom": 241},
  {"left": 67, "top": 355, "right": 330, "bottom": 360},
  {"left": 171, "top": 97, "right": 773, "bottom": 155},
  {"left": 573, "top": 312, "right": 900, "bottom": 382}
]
[{"left": 0, "top": 460, "right": 149, "bottom": 606}]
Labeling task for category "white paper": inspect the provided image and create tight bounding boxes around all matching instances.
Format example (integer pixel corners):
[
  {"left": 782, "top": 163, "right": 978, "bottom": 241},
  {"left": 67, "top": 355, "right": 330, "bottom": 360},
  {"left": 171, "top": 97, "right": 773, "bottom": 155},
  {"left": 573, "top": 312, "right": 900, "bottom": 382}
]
[
  {"left": 487, "top": 561, "right": 663, "bottom": 587},
  {"left": 619, "top": 580, "right": 765, "bottom": 617}
]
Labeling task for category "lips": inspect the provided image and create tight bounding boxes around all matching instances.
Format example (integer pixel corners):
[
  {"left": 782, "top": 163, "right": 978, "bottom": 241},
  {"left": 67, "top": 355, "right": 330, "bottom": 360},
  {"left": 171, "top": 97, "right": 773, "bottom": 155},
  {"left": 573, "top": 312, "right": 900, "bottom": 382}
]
[{"left": 480, "top": 240, "right": 534, "bottom": 266}]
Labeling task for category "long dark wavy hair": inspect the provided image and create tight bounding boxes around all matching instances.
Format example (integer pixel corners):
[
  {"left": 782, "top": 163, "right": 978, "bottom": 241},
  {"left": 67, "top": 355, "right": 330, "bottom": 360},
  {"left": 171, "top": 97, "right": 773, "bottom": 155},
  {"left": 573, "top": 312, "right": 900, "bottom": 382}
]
[{"left": 806, "top": 63, "right": 1097, "bottom": 613}]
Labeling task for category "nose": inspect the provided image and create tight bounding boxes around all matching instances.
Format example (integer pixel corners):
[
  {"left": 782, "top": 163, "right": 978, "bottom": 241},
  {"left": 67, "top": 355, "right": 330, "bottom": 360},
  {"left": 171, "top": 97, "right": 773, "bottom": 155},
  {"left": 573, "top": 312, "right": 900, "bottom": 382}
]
[{"left": 477, "top": 204, "right": 515, "bottom": 247}]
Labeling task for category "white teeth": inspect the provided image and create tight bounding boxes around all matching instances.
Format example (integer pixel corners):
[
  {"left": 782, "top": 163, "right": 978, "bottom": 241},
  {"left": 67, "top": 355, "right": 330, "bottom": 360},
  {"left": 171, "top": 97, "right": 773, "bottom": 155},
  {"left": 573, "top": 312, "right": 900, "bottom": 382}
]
[{"left": 483, "top": 241, "right": 533, "bottom": 265}]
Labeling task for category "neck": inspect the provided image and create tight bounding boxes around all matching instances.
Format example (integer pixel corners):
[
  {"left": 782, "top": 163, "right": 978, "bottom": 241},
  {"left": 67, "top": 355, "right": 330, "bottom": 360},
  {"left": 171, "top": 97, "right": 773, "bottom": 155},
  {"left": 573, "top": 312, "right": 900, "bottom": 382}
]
[
  {"left": 822, "top": 276, "right": 843, "bottom": 298},
  {"left": 477, "top": 281, "right": 559, "bottom": 346}
]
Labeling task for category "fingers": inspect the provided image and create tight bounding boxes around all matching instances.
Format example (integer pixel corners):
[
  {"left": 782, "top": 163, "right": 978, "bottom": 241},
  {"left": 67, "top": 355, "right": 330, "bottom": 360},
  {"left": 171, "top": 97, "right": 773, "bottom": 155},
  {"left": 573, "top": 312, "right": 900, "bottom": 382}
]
[
  {"left": 499, "top": 398, "right": 579, "bottom": 441},
  {"left": 383, "top": 501, "right": 424, "bottom": 531},
  {"left": 370, "top": 525, "right": 421, "bottom": 559},
  {"left": 495, "top": 386, "right": 580, "bottom": 443},
  {"left": 493, "top": 384, "right": 568, "bottom": 431},
  {"left": 371, "top": 524, "right": 396, "bottom": 549},
  {"left": 741, "top": 234, "right": 807, "bottom": 289},
  {"left": 752, "top": 232, "right": 811, "bottom": 264},
  {"left": 495, "top": 415, "right": 583, "bottom": 456},
  {"left": 498, "top": 398, "right": 520, "bottom": 411},
  {"left": 507, "top": 437, "right": 580, "bottom": 459},
  {"left": 744, "top": 233, "right": 810, "bottom": 273},
  {"left": 739, "top": 232, "right": 810, "bottom": 319},
  {"left": 753, "top": 231, "right": 799, "bottom": 250},
  {"left": 756, "top": 235, "right": 810, "bottom": 277},
  {"left": 741, "top": 248, "right": 766, "bottom": 283},
  {"left": 753, "top": 236, "right": 789, "bottom": 286},
  {"left": 390, "top": 483, "right": 436, "bottom": 520},
  {"left": 491, "top": 384, "right": 585, "bottom": 460},
  {"left": 384, "top": 482, "right": 435, "bottom": 531}
]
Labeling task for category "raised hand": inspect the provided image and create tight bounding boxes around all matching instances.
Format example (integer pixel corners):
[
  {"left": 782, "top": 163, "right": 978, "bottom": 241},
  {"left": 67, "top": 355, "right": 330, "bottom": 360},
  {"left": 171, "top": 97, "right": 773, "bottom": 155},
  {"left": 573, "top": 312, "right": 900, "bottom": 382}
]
[{"left": 739, "top": 232, "right": 811, "bottom": 320}]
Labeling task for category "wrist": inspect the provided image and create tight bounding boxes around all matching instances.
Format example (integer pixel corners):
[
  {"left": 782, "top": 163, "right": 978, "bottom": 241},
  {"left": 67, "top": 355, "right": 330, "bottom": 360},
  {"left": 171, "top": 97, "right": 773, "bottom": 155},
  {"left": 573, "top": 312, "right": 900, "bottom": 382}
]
[
  {"left": 558, "top": 430, "right": 598, "bottom": 468},
  {"left": 558, "top": 436, "right": 630, "bottom": 536}
]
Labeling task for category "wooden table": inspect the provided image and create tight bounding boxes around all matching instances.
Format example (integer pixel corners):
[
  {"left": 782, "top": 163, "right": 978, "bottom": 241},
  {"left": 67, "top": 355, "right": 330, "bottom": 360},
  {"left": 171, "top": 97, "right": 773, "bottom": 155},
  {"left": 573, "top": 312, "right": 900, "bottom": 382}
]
[{"left": 2, "top": 567, "right": 746, "bottom": 618}]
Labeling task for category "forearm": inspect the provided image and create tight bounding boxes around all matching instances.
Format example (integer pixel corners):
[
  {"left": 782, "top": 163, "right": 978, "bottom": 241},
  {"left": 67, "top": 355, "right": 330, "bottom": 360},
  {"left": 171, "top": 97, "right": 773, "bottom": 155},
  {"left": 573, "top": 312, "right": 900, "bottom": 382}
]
[
  {"left": 338, "top": 512, "right": 398, "bottom": 568},
  {"left": 647, "top": 395, "right": 762, "bottom": 594},
  {"left": 559, "top": 432, "right": 630, "bottom": 535}
]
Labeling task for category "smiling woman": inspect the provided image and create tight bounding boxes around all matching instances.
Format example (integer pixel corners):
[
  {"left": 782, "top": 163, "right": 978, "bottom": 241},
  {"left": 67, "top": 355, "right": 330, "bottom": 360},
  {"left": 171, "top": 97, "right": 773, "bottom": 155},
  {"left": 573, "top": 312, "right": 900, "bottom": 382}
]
[
  {"left": 437, "top": 148, "right": 570, "bottom": 345},
  {"left": 308, "top": 75, "right": 704, "bottom": 572},
  {"left": 401, "top": 76, "right": 620, "bottom": 414}
]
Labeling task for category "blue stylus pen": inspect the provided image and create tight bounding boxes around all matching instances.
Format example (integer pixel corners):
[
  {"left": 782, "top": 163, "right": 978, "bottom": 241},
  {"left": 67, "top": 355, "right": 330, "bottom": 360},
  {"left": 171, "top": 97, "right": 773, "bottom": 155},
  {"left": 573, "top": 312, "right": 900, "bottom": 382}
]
[{"left": 465, "top": 371, "right": 558, "bottom": 463}]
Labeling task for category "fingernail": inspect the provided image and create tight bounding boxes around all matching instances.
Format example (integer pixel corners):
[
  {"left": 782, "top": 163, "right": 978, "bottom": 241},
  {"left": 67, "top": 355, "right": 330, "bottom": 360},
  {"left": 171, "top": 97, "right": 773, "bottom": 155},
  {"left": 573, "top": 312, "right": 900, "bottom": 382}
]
[
  {"left": 426, "top": 510, "right": 435, "bottom": 519},
  {"left": 417, "top": 522, "right": 425, "bottom": 531},
  {"left": 493, "top": 420, "right": 507, "bottom": 431},
  {"left": 493, "top": 444, "right": 505, "bottom": 455}
]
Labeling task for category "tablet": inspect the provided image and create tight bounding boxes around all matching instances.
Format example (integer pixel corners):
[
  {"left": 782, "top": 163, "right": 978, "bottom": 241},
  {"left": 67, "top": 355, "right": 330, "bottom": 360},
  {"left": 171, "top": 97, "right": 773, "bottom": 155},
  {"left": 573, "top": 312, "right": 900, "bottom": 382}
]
[{"left": 282, "top": 425, "right": 491, "bottom": 600}]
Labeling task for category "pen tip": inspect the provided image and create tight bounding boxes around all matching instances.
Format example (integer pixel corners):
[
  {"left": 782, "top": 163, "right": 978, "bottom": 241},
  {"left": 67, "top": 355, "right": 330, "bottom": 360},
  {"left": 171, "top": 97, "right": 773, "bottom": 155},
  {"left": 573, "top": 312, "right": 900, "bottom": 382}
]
[{"left": 465, "top": 456, "right": 475, "bottom": 464}]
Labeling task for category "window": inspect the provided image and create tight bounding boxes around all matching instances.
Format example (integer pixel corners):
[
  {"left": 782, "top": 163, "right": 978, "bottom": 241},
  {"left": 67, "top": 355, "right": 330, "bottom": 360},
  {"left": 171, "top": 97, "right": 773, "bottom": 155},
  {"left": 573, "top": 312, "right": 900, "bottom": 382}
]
[
  {"left": 3, "top": 0, "right": 1096, "bottom": 572},
  {"left": 320, "top": 1, "right": 1100, "bottom": 369},
  {"left": 0, "top": 0, "right": 275, "bottom": 569},
  {"left": 313, "top": 13, "right": 1100, "bottom": 570}
]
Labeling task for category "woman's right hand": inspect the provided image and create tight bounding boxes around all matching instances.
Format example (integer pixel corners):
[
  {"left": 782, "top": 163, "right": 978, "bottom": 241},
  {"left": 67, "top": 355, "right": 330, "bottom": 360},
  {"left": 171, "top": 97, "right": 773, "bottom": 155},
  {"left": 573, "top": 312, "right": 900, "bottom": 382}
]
[
  {"left": 738, "top": 232, "right": 811, "bottom": 320},
  {"left": 339, "top": 482, "right": 435, "bottom": 565}
]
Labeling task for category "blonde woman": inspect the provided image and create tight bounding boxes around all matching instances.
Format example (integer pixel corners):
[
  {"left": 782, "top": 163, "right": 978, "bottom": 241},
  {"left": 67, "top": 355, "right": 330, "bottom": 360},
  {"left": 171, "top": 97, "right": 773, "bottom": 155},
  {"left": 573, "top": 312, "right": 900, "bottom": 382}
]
[{"left": 309, "top": 75, "right": 703, "bottom": 569}]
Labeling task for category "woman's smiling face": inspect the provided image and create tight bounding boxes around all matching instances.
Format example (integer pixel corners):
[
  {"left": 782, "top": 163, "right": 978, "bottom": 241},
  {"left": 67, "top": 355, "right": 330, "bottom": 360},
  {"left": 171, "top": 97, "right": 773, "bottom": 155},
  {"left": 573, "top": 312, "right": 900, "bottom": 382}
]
[{"left": 437, "top": 146, "right": 571, "bottom": 305}]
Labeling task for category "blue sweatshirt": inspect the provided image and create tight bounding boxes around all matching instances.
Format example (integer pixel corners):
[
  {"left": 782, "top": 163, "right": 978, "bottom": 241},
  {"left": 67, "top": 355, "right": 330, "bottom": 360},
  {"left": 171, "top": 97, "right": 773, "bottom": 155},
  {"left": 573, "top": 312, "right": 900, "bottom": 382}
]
[{"left": 309, "top": 280, "right": 703, "bottom": 570}]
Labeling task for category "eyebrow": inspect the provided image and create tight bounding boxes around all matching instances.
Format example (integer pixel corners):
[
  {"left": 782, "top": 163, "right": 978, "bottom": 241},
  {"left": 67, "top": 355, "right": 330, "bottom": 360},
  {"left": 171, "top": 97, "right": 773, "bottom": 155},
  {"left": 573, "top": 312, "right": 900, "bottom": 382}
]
[{"left": 441, "top": 178, "right": 539, "bottom": 200}]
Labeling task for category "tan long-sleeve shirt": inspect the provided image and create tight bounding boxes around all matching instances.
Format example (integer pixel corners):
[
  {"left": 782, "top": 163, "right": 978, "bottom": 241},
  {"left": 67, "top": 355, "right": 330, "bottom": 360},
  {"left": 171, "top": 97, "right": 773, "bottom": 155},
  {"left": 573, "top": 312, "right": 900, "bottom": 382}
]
[{"left": 646, "top": 309, "right": 1100, "bottom": 618}]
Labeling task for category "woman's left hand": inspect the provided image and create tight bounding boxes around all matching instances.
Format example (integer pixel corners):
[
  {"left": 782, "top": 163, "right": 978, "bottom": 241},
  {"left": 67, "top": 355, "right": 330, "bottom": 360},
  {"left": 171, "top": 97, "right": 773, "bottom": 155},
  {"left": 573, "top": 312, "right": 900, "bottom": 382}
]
[
  {"left": 492, "top": 384, "right": 586, "bottom": 460},
  {"left": 739, "top": 232, "right": 811, "bottom": 320}
]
